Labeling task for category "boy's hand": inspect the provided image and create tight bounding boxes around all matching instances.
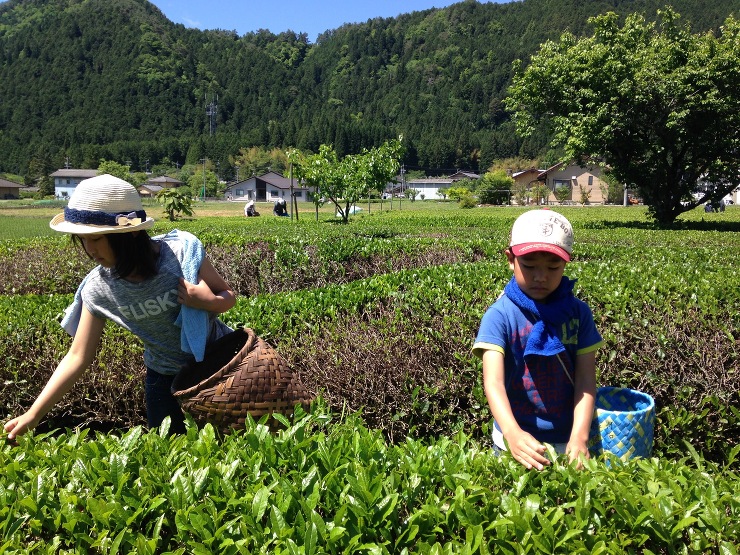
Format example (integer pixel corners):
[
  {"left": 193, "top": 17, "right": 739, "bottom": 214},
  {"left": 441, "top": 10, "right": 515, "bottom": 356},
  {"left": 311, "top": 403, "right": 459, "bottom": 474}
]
[
  {"left": 565, "top": 440, "right": 590, "bottom": 469},
  {"left": 505, "top": 430, "right": 550, "bottom": 470}
]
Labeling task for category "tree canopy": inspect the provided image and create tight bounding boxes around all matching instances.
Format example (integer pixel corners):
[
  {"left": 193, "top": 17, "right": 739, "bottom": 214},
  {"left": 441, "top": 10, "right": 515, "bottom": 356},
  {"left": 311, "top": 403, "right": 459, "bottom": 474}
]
[
  {"left": 297, "top": 138, "right": 403, "bottom": 223},
  {"left": 505, "top": 8, "right": 740, "bottom": 225}
]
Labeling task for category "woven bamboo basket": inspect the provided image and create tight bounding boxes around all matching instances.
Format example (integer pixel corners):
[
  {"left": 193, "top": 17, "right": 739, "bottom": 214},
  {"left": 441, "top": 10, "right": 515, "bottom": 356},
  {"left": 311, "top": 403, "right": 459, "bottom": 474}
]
[
  {"left": 588, "top": 386, "right": 655, "bottom": 462},
  {"left": 171, "top": 328, "right": 313, "bottom": 433}
]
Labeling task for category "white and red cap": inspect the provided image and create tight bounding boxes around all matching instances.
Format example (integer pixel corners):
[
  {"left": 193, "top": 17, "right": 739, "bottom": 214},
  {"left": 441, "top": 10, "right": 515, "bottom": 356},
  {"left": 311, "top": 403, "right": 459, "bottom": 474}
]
[{"left": 509, "top": 209, "right": 573, "bottom": 262}]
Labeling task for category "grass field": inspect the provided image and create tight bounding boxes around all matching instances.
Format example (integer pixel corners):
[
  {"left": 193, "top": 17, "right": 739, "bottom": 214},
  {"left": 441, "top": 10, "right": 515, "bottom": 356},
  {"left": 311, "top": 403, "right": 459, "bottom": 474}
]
[
  {"left": 0, "top": 197, "right": 451, "bottom": 239},
  {"left": 2, "top": 196, "right": 738, "bottom": 241}
]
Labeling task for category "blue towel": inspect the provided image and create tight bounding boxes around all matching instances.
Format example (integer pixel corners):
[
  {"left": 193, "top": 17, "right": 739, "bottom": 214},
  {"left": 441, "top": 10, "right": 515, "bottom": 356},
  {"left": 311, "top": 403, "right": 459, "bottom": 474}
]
[
  {"left": 60, "top": 229, "right": 210, "bottom": 362},
  {"left": 503, "top": 275, "right": 577, "bottom": 358},
  {"left": 168, "top": 229, "right": 209, "bottom": 362}
]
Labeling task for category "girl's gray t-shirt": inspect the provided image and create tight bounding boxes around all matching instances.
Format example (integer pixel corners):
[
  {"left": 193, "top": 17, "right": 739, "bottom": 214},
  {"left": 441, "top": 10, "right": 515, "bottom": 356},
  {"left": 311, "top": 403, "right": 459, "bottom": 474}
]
[{"left": 80, "top": 235, "right": 230, "bottom": 375}]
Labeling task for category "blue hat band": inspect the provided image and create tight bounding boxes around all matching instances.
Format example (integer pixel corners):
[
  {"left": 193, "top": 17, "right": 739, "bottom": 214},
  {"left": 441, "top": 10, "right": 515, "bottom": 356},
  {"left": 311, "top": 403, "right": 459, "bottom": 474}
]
[{"left": 64, "top": 207, "right": 147, "bottom": 227}]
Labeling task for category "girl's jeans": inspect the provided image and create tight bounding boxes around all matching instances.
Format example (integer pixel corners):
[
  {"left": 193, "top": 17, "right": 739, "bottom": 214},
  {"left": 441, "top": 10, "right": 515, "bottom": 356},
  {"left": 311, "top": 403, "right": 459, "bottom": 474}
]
[{"left": 145, "top": 368, "right": 186, "bottom": 434}]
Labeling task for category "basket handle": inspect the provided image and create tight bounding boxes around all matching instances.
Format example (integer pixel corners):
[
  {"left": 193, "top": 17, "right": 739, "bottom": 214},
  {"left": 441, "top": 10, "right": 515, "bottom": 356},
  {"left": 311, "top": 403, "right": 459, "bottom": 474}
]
[{"left": 556, "top": 353, "right": 574, "bottom": 386}]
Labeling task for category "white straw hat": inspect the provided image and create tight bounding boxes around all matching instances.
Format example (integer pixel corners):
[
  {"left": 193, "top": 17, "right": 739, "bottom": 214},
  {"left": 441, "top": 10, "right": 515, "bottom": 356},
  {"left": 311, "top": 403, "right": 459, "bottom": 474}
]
[
  {"left": 50, "top": 174, "right": 155, "bottom": 235},
  {"left": 510, "top": 209, "right": 573, "bottom": 262}
]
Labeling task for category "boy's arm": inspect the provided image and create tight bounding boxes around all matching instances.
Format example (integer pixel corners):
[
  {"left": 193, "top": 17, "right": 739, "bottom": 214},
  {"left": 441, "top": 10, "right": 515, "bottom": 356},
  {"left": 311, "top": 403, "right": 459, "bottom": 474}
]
[
  {"left": 566, "top": 350, "right": 597, "bottom": 467},
  {"left": 482, "top": 349, "right": 550, "bottom": 470}
]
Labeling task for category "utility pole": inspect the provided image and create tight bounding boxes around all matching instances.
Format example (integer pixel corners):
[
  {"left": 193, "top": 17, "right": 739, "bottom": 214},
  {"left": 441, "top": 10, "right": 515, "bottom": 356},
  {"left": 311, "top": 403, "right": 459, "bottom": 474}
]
[
  {"left": 201, "top": 158, "right": 207, "bottom": 201},
  {"left": 205, "top": 94, "right": 218, "bottom": 136},
  {"left": 204, "top": 94, "right": 217, "bottom": 203},
  {"left": 399, "top": 165, "right": 405, "bottom": 210}
]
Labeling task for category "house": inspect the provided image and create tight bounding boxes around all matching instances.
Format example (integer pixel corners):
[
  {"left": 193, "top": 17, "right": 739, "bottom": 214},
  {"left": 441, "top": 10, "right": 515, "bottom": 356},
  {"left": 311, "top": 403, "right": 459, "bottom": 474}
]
[
  {"left": 510, "top": 163, "right": 611, "bottom": 205},
  {"left": 405, "top": 171, "right": 480, "bottom": 200},
  {"left": 536, "top": 162, "right": 609, "bottom": 204},
  {"left": 51, "top": 169, "right": 98, "bottom": 199},
  {"left": 511, "top": 168, "right": 544, "bottom": 190},
  {"left": 223, "top": 171, "right": 311, "bottom": 202},
  {"left": 138, "top": 184, "right": 164, "bottom": 198},
  {"left": 144, "top": 175, "right": 182, "bottom": 189},
  {"left": 138, "top": 175, "right": 181, "bottom": 198},
  {"left": 0, "top": 177, "right": 24, "bottom": 199}
]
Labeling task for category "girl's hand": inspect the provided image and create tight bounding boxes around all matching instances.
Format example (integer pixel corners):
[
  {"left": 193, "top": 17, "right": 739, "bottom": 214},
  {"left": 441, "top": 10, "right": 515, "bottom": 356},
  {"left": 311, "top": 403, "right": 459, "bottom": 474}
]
[
  {"left": 4, "top": 412, "right": 39, "bottom": 441},
  {"left": 505, "top": 429, "right": 550, "bottom": 470},
  {"left": 177, "top": 277, "right": 216, "bottom": 310}
]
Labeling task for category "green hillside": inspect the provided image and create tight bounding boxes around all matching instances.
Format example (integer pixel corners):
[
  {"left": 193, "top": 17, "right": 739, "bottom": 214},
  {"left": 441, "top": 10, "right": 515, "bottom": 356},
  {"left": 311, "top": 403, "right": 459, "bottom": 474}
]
[{"left": 1, "top": 0, "right": 738, "bottom": 177}]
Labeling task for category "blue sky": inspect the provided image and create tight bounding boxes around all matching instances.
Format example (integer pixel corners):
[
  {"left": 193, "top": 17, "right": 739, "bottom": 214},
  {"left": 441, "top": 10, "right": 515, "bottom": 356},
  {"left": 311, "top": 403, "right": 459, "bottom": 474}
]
[{"left": 148, "top": 1, "right": 509, "bottom": 42}]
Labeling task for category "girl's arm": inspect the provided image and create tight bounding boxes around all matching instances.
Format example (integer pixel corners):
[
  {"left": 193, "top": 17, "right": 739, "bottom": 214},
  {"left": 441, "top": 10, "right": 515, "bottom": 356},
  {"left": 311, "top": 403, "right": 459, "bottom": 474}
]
[
  {"left": 566, "top": 350, "right": 597, "bottom": 467},
  {"left": 177, "top": 257, "right": 236, "bottom": 314},
  {"left": 4, "top": 306, "right": 105, "bottom": 440},
  {"left": 482, "top": 349, "right": 550, "bottom": 470}
]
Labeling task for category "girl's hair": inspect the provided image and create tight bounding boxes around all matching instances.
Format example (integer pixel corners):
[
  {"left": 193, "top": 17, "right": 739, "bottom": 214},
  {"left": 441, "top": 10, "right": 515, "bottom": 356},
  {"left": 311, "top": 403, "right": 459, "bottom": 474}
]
[{"left": 74, "top": 232, "right": 158, "bottom": 279}]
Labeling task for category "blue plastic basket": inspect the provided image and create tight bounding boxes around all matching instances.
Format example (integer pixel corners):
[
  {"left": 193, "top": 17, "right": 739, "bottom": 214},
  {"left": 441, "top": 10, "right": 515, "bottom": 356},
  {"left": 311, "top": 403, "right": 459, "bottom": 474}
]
[{"left": 588, "top": 387, "right": 655, "bottom": 461}]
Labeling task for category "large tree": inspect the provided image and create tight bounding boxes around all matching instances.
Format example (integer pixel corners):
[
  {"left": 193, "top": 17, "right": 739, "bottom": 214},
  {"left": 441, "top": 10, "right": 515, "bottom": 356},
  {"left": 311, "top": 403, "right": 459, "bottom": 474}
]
[{"left": 505, "top": 9, "right": 740, "bottom": 225}]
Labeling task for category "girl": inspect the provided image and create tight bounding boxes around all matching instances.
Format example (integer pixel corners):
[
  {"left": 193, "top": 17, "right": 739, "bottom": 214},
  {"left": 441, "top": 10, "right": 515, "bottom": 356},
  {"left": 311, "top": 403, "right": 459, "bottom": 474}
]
[{"left": 4, "top": 174, "right": 236, "bottom": 439}]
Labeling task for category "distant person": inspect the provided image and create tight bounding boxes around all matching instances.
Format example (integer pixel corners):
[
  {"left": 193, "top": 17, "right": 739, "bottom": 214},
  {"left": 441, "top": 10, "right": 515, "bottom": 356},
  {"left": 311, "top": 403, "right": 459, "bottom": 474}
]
[
  {"left": 4, "top": 174, "right": 236, "bottom": 439},
  {"left": 244, "top": 200, "right": 259, "bottom": 217},
  {"left": 473, "top": 209, "right": 603, "bottom": 470},
  {"left": 273, "top": 198, "right": 288, "bottom": 217}
]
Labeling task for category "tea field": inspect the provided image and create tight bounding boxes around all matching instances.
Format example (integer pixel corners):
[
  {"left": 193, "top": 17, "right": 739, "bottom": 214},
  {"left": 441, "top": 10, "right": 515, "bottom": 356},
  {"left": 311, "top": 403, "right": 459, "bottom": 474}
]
[{"left": 1, "top": 201, "right": 738, "bottom": 552}]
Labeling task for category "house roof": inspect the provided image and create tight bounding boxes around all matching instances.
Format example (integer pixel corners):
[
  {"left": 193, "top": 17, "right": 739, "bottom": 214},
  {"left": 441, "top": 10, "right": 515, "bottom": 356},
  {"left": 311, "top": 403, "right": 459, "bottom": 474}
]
[
  {"left": 407, "top": 177, "right": 456, "bottom": 185},
  {"left": 449, "top": 171, "right": 480, "bottom": 180},
  {"left": 51, "top": 169, "right": 98, "bottom": 178},
  {"left": 138, "top": 184, "right": 163, "bottom": 193},
  {"left": 146, "top": 175, "right": 182, "bottom": 185},
  {"left": 0, "top": 177, "right": 24, "bottom": 189},
  {"left": 407, "top": 172, "right": 480, "bottom": 186},
  {"left": 226, "top": 171, "right": 309, "bottom": 191},
  {"left": 512, "top": 168, "right": 543, "bottom": 178}
]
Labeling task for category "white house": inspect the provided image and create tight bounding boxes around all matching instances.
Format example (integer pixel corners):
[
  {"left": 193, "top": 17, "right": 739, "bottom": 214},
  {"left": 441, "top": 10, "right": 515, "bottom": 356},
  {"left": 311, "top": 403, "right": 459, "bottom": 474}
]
[
  {"left": 51, "top": 169, "right": 98, "bottom": 198},
  {"left": 223, "top": 171, "right": 311, "bottom": 202},
  {"left": 405, "top": 171, "right": 480, "bottom": 200}
]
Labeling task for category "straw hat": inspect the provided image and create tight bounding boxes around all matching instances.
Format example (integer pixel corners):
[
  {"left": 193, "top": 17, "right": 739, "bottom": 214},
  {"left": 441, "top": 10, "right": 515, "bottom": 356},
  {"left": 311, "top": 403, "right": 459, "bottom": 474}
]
[{"left": 50, "top": 174, "right": 155, "bottom": 234}]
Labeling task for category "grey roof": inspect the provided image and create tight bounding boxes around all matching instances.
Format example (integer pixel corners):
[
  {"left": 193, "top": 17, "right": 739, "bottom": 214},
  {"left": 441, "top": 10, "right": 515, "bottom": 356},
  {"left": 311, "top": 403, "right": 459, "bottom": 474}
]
[
  {"left": 147, "top": 175, "right": 182, "bottom": 185},
  {"left": 50, "top": 169, "right": 98, "bottom": 178},
  {"left": 226, "top": 171, "right": 309, "bottom": 191},
  {"left": 0, "top": 177, "right": 24, "bottom": 188}
]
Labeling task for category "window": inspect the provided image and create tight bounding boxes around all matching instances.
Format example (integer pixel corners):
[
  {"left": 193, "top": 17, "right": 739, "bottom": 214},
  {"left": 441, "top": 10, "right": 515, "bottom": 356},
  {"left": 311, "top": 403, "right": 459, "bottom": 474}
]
[
  {"left": 553, "top": 179, "right": 571, "bottom": 191},
  {"left": 588, "top": 176, "right": 594, "bottom": 186}
]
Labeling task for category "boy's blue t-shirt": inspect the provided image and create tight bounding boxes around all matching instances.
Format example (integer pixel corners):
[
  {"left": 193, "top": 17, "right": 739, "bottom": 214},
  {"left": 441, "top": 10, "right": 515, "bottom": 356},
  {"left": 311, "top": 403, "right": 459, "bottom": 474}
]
[{"left": 473, "top": 294, "right": 603, "bottom": 443}]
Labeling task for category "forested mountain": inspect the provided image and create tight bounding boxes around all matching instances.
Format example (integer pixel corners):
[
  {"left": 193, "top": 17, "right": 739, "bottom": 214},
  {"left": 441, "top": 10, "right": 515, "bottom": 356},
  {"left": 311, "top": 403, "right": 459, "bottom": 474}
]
[{"left": 1, "top": 0, "right": 738, "bottom": 179}]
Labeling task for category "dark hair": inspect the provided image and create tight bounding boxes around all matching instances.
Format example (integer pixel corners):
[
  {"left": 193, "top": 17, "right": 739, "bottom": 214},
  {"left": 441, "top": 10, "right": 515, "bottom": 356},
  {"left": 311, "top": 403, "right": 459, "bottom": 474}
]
[{"left": 73, "top": 231, "right": 158, "bottom": 280}]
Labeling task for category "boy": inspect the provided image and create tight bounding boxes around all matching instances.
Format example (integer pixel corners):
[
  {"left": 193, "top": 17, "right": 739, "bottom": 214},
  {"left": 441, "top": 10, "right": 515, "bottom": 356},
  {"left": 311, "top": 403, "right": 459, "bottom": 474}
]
[{"left": 473, "top": 210, "right": 602, "bottom": 470}]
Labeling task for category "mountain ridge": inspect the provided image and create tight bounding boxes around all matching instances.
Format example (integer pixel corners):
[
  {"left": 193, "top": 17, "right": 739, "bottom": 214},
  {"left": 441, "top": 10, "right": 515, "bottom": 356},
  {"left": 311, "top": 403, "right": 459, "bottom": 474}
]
[{"left": 1, "top": 0, "right": 738, "bottom": 178}]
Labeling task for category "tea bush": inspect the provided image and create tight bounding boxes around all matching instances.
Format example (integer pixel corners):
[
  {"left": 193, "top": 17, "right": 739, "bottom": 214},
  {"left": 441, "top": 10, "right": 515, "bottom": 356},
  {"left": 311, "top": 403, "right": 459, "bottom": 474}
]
[
  {"left": 1, "top": 207, "right": 738, "bottom": 464},
  {"left": 1, "top": 411, "right": 738, "bottom": 552}
]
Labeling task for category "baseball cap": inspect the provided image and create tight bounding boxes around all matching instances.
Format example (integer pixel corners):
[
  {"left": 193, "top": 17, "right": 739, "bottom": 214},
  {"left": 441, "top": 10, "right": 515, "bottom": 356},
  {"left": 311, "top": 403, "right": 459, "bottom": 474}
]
[{"left": 509, "top": 209, "right": 573, "bottom": 262}]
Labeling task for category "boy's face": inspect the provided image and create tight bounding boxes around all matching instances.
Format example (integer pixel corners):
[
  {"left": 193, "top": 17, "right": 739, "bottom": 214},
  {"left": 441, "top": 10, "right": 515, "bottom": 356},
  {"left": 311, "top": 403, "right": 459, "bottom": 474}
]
[{"left": 506, "top": 249, "right": 566, "bottom": 301}]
